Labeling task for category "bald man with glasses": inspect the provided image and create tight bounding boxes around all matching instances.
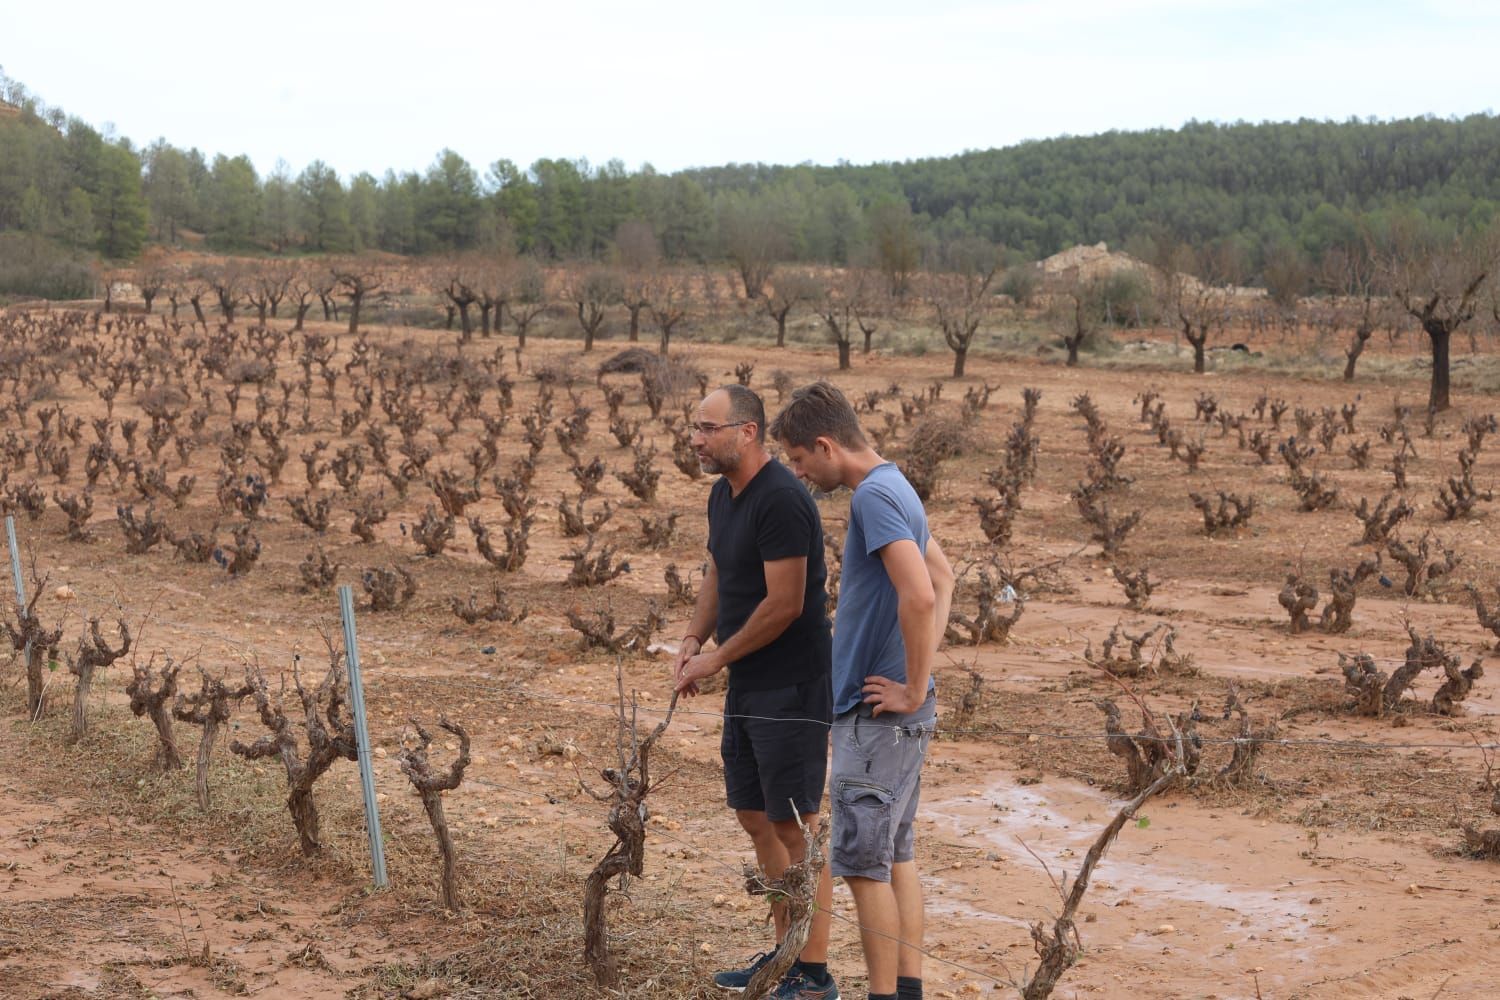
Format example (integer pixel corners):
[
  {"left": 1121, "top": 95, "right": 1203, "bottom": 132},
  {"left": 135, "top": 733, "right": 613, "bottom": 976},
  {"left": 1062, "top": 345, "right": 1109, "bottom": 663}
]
[{"left": 674, "top": 384, "right": 838, "bottom": 999}]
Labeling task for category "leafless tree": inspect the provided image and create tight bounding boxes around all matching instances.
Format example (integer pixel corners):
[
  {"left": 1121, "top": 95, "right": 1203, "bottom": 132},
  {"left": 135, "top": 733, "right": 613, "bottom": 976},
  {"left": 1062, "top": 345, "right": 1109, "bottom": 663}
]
[
  {"left": 229, "top": 641, "right": 358, "bottom": 857},
  {"left": 174, "top": 666, "right": 253, "bottom": 808},
  {"left": 245, "top": 262, "right": 292, "bottom": 323},
  {"left": 398, "top": 716, "right": 471, "bottom": 911},
  {"left": 204, "top": 261, "right": 248, "bottom": 324},
  {"left": 1318, "top": 232, "right": 1385, "bottom": 381},
  {"left": 506, "top": 258, "right": 549, "bottom": 350},
  {"left": 614, "top": 220, "right": 660, "bottom": 343},
  {"left": 330, "top": 256, "right": 386, "bottom": 335},
  {"left": 815, "top": 269, "right": 883, "bottom": 371},
  {"left": 1048, "top": 270, "right": 1104, "bottom": 367},
  {"left": 126, "top": 654, "right": 183, "bottom": 770},
  {"left": 66, "top": 616, "right": 131, "bottom": 743},
  {"left": 574, "top": 266, "right": 623, "bottom": 352},
  {"left": 928, "top": 238, "right": 1001, "bottom": 378},
  {"left": 133, "top": 258, "right": 170, "bottom": 314},
  {"left": 474, "top": 256, "right": 512, "bottom": 337},
  {"left": 1380, "top": 219, "right": 1499, "bottom": 411},
  {"left": 647, "top": 269, "right": 690, "bottom": 355},
  {"left": 3, "top": 563, "right": 64, "bottom": 720},
  {"left": 763, "top": 270, "right": 820, "bottom": 348},
  {"left": 286, "top": 265, "right": 321, "bottom": 331},
  {"left": 438, "top": 255, "right": 482, "bottom": 343},
  {"left": 1155, "top": 241, "right": 1239, "bottom": 374},
  {"left": 581, "top": 674, "right": 678, "bottom": 987}
]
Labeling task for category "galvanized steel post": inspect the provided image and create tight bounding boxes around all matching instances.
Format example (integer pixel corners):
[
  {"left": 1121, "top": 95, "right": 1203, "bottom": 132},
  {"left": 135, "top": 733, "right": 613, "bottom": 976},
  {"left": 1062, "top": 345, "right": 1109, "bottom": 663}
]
[
  {"left": 337, "top": 584, "right": 388, "bottom": 888},
  {"left": 5, "top": 516, "right": 28, "bottom": 667}
]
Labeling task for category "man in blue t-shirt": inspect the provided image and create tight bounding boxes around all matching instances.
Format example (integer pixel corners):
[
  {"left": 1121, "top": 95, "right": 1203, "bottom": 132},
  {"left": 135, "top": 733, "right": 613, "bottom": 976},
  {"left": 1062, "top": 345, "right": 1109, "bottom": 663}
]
[{"left": 770, "top": 382, "right": 954, "bottom": 1000}]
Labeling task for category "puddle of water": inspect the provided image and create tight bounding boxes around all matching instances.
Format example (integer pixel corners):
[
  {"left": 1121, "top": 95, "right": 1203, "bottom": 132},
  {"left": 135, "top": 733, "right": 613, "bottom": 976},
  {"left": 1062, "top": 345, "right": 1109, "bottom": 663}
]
[
  {"left": 926, "top": 777, "right": 1317, "bottom": 949},
  {"left": 925, "top": 882, "right": 1032, "bottom": 931},
  {"left": 58, "top": 970, "right": 100, "bottom": 991}
]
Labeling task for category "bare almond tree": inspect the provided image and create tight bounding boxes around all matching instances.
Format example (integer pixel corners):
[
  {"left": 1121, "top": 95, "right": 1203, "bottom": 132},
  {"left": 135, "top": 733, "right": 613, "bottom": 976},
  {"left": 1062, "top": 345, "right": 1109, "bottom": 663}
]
[
  {"left": 1155, "top": 241, "right": 1239, "bottom": 375},
  {"left": 1380, "top": 219, "right": 1499, "bottom": 411},
  {"left": 178, "top": 266, "right": 212, "bottom": 324},
  {"left": 647, "top": 269, "right": 691, "bottom": 355},
  {"left": 245, "top": 262, "right": 292, "bottom": 324},
  {"left": 204, "top": 261, "right": 249, "bottom": 324},
  {"left": 507, "top": 258, "right": 549, "bottom": 350},
  {"left": 568, "top": 266, "right": 623, "bottom": 352},
  {"left": 286, "top": 265, "right": 320, "bottom": 331},
  {"left": 1317, "top": 233, "right": 1386, "bottom": 382},
  {"left": 614, "top": 219, "right": 660, "bottom": 343},
  {"left": 438, "top": 255, "right": 482, "bottom": 343},
  {"left": 134, "top": 258, "right": 170, "bottom": 314},
  {"left": 763, "top": 270, "right": 820, "bottom": 348},
  {"left": 620, "top": 268, "right": 652, "bottom": 344},
  {"left": 1048, "top": 270, "right": 1105, "bottom": 367},
  {"left": 814, "top": 271, "right": 864, "bottom": 371},
  {"left": 330, "top": 256, "right": 386, "bottom": 335},
  {"left": 928, "top": 238, "right": 1001, "bottom": 378},
  {"left": 475, "top": 256, "right": 512, "bottom": 337}
]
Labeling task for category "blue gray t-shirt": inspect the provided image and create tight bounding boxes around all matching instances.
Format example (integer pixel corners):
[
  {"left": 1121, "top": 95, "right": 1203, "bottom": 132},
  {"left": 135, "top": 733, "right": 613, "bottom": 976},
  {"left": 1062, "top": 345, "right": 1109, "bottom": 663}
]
[{"left": 831, "top": 462, "right": 934, "bottom": 715}]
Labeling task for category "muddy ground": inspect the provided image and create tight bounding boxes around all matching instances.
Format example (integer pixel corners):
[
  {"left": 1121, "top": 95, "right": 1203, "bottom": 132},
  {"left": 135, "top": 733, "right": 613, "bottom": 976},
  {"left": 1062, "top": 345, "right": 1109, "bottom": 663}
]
[{"left": 2, "top": 311, "right": 1499, "bottom": 999}]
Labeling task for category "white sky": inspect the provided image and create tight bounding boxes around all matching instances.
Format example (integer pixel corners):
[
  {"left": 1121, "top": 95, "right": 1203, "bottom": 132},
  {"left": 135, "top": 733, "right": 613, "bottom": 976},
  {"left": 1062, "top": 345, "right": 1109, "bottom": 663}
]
[{"left": 4, "top": 0, "right": 1498, "bottom": 180}]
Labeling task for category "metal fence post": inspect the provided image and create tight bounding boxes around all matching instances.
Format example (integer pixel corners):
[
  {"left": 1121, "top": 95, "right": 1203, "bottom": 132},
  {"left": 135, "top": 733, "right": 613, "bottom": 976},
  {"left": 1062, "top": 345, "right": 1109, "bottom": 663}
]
[
  {"left": 337, "top": 584, "right": 389, "bottom": 889},
  {"left": 5, "top": 516, "right": 28, "bottom": 664}
]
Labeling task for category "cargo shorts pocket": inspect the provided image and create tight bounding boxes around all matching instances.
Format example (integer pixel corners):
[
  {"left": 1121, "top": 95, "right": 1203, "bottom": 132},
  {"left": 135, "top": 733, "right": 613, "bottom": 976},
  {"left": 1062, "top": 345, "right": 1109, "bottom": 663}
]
[{"left": 833, "top": 778, "right": 894, "bottom": 874}]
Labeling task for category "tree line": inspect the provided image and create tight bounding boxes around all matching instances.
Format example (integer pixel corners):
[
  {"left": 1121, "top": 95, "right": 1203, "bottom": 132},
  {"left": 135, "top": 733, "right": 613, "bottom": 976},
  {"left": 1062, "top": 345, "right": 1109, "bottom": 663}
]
[{"left": 3, "top": 68, "right": 1500, "bottom": 283}]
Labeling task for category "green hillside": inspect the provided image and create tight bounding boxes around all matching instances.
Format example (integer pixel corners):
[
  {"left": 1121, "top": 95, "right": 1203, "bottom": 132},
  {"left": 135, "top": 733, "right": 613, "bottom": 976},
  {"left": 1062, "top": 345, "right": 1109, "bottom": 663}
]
[{"left": 2, "top": 66, "right": 1496, "bottom": 279}]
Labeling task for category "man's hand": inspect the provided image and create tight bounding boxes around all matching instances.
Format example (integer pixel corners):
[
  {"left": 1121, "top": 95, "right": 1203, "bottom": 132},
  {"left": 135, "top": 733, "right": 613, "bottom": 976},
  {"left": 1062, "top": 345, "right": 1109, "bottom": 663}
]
[
  {"left": 675, "top": 650, "right": 725, "bottom": 695},
  {"left": 672, "top": 636, "right": 703, "bottom": 696},
  {"left": 862, "top": 675, "right": 924, "bottom": 716}
]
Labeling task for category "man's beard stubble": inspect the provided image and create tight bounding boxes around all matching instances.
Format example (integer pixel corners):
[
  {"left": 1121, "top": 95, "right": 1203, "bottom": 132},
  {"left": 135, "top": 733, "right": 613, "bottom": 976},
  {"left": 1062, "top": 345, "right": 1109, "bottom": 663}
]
[{"left": 698, "top": 449, "right": 739, "bottom": 476}]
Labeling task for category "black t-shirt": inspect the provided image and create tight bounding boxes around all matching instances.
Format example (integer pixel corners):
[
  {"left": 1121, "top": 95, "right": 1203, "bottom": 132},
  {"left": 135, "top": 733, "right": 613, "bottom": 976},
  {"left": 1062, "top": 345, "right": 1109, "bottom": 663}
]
[{"left": 708, "top": 459, "right": 831, "bottom": 692}]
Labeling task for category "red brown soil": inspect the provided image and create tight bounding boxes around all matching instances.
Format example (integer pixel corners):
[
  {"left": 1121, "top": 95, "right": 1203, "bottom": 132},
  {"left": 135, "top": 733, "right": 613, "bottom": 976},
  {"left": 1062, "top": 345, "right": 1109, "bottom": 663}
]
[{"left": 3, "top": 313, "right": 1499, "bottom": 999}]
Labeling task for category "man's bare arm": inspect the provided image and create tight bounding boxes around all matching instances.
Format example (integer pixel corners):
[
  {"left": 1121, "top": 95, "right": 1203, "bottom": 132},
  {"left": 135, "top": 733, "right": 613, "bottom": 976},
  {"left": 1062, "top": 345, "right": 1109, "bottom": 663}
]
[
  {"left": 676, "top": 557, "right": 806, "bottom": 692},
  {"left": 925, "top": 534, "right": 955, "bottom": 651},
  {"left": 863, "top": 538, "right": 936, "bottom": 716},
  {"left": 672, "top": 557, "right": 719, "bottom": 692}
]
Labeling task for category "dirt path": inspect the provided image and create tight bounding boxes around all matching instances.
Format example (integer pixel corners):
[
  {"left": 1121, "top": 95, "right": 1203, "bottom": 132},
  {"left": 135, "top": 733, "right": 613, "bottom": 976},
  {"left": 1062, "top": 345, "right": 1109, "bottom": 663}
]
[{"left": 0, "top": 779, "right": 416, "bottom": 998}]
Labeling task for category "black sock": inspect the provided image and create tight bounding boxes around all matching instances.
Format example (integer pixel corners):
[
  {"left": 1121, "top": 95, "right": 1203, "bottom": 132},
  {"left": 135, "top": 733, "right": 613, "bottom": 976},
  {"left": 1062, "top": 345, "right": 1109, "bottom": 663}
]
[
  {"left": 897, "top": 976, "right": 923, "bottom": 1000},
  {"left": 796, "top": 961, "right": 829, "bottom": 985},
  {"left": 868, "top": 993, "right": 898, "bottom": 1000}
]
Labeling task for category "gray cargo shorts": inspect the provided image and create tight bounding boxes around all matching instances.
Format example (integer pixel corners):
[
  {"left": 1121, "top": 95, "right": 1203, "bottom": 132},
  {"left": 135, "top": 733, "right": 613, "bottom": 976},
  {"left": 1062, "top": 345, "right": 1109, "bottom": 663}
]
[{"left": 828, "top": 693, "right": 937, "bottom": 881}]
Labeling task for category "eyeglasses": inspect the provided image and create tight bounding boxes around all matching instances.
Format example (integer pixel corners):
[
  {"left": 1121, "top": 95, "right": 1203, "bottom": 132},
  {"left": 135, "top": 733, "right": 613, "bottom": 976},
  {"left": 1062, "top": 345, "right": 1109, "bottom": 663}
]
[{"left": 691, "top": 421, "right": 748, "bottom": 435}]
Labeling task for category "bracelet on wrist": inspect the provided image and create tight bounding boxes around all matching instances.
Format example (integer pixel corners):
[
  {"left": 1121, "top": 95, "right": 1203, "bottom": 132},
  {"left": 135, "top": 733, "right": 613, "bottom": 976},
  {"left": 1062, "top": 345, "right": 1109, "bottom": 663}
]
[{"left": 683, "top": 633, "right": 704, "bottom": 647}]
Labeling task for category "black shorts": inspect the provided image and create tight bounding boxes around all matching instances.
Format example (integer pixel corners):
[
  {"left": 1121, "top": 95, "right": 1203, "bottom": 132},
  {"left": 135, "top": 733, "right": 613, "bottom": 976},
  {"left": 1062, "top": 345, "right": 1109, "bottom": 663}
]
[{"left": 721, "top": 675, "right": 832, "bottom": 822}]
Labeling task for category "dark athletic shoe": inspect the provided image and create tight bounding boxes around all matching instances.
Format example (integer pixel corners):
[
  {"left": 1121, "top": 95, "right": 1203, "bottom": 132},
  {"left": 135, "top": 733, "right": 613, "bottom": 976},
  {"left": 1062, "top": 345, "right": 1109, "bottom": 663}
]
[
  {"left": 712, "top": 951, "right": 774, "bottom": 991},
  {"left": 772, "top": 969, "right": 840, "bottom": 999}
]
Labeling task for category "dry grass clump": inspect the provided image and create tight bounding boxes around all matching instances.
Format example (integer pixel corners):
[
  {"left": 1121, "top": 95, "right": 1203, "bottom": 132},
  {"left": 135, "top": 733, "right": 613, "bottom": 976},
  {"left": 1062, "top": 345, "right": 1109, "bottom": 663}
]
[{"left": 0, "top": 685, "right": 370, "bottom": 875}]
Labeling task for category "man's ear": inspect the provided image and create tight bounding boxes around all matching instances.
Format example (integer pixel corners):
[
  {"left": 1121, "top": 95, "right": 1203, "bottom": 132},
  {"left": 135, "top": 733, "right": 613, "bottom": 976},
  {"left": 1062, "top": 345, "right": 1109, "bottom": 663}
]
[{"left": 817, "top": 436, "right": 835, "bottom": 459}]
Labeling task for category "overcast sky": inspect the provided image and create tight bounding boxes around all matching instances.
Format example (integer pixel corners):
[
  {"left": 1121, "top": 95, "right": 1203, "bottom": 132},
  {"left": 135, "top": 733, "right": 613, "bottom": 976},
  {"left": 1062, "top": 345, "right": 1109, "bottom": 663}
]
[{"left": 4, "top": 0, "right": 1498, "bottom": 180}]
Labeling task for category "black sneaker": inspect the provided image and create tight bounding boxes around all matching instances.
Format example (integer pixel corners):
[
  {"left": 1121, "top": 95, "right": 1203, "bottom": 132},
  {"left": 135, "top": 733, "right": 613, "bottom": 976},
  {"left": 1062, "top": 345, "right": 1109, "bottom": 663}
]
[
  {"left": 712, "top": 950, "right": 775, "bottom": 991},
  {"left": 772, "top": 968, "right": 840, "bottom": 999}
]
